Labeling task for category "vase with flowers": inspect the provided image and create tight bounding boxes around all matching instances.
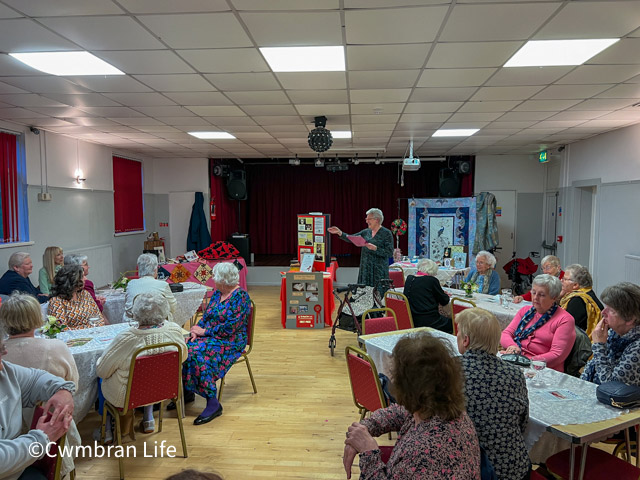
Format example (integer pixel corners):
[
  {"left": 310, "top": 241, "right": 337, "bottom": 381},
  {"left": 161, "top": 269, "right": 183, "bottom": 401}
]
[
  {"left": 460, "top": 281, "right": 478, "bottom": 298},
  {"left": 42, "top": 315, "right": 67, "bottom": 339}
]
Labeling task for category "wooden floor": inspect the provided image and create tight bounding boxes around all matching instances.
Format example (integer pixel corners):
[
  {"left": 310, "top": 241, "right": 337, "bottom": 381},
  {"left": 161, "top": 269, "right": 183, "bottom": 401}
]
[{"left": 74, "top": 286, "right": 382, "bottom": 479}]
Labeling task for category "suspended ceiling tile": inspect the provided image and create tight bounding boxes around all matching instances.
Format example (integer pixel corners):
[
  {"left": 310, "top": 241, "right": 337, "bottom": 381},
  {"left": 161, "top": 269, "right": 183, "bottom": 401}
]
[
  {"left": 471, "top": 85, "right": 544, "bottom": 101},
  {"left": 514, "top": 99, "right": 581, "bottom": 111},
  {"left": 18, "top": 117, "right": 75, "bottom": 127},
  {"left": 350, "top": 89, "right": 411, "bottom": 103},
  {"left": 350, "top": 103, "right": 405, "bottom": 115},
  {"left": 458, "top": 100, "right": 521, "bottom": 112},
  {"left": 276, "top": 72, "right": 347, "bottom": 90},
  {"left": 347, "top": 45, "right": 430, "bottom": 71},
  {"left": 546, "top": 110, "right": 608, "bottom": 121},
  {"left": 132, "top": 106, "right": 197, "bottom": 117},
  {"left": 497, "top": 111, "right": 556, "bottom": 122},
  {"left": 486, "top": 66, "right": 573, "bottom": 86},
  {"left": 263, "top": 125, "right": 309, "bottom": 133},
  {"left": 427, "top": 42, "right": 522, "bottom": 68},
  {"left": 2, "top": 0, "right": 124, "bottom": 16},
  {"left": 96, "top": 51, "right": 195, "bottom": 75},
  {"left": 0, "top": 81, "right": 28, "bottom": 95},
  {"left": 186, "top": 105, "right": 246, "bottom": 116},
  {"left": 596, "top": 84, "right": 640, "bottom": 99},
  {"left": 68, "top": 76, "right": 152, "bottom": 93},
  {"left": 447, "top": 112, "right": 504, "bottom": 122},
  {"left": 0, "top": 107, "right": 46, "bottom": 118},
  {"left": 204, "top": 73, "right": 280, "bottom": 92},
  {"left": 0, "top": 19, "right": 77, "bottom": 52},
  {"left": 286, "top": 90, "right": 348, "bottom": 104},
  {"left": 595, "top": 110, "right": 640, "bottom": 120},
  {"left": 26, "top": 106, "right": 97, "bottom": 117},
  {"left": 417, "top": 68, "right": 497, "bottom": 88},
  {"left": 139, "top": 13, "right": 251, "bottom": 49},
  {"left": 103, "top": 92, "right": 178, "bottom": 107},
  {"left": 0, "top": 76, "right": 92, "bottom": 95},
  {"left": 296, "top": 104, "right": 350, "bottom": 116},
  {"left": 134, "top": 75, "right": 216, "bottom": 92},
  {"left": 534, "top": 120, "right": 589, "bottom": 129},
  {"left": 41, "top": 93, "right": 121, "bottom": 107},
  {"left": 588, "top": 38, "right": 640, "bottom": 65},
  {"left": 39, "top": 16, "right": 164, "bottom": 50},
  {"left": 345, "top": 6, "right": 448, "bottom": 44},
  {"left": 487, "top": 120, "right": 538, "bottom": 129},
  {"left": 439, "top": 121, "right": 489, "bottom": 129},
  {"left": 156, "top": 116, "right": 211, "bottom": 126},
  {"left": 242, "top": 105, "right": 297, "bottom": 116},
  {"left": 533, "top": 84, "right": 613, "bottom": 100},
  {"left": 440, "top": 3, "right": 559, "bottom": 42},
  {"left": 350, "top": 123, "right": 397, "bottom": 132},
  {"left": 225, "top": 91, "right": 290, "bottom": 105},
  {"left": 0, "top": 4, "right": 22, "bottom": 18},
  {"left": 77, "top": 106, "right": 146, "bottom": 117},
  {"left": 534, "top": 1, "right": 640, "bottom": 40},
  {"left": 570, "top": 98, "right": 640, "bottom": 110},
  {"left": 349, "top": 71, "right": 420, "bottom": 89},
  {"left": 203, "top": 116, "right": 257, "bottom": 126},
  {"left": 162, "top": 92, "right": 233, "bottom": 106},
  {"left": 351, "top": 114, "right": 400, "bottom": 124},
  {"left": 0, "top": 94, "right": 67, "bottom": 107},
  {"left": 556, "top": 65, "right": 640, "bottom": 85},
  {"left": 241, "top": 11, "right": 342, "bottom": 46},
  {"left": 410, "top": 87, "right": 476, "bottom": 102},
  {"left": 67, "top": 117, "right": 121, "bottom": 127},
  {"left": 399, "top": 113, "right": 451, "bottom": 123}
]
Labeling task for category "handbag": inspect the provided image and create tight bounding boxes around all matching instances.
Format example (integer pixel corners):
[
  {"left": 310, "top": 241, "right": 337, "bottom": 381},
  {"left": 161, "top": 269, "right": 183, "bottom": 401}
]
[
  {"left": 500, "top": 353, "right": 531, "bottom": 368},
  {"left": 596, "top": 381, "right": 640, "bottom": 409}
]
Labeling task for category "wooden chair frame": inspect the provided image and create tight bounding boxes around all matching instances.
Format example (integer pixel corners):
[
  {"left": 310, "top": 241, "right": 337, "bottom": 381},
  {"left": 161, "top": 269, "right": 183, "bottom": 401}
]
[
  {"left": 450, "top": 297, "right": 476, "bottom": 335},
  {"left": 361, "top": 307, "right": 398, "bottom": 335},
  {"left": 384, "top": 290, "right": 415, "bottom": 330},
  {"left": 345, "top": 345, "right": 387, "bottom": 421}
]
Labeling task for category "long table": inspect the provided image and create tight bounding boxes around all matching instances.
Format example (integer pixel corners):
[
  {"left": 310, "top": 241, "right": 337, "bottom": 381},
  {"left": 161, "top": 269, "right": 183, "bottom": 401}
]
[{"left": 360, "top": 328, "right": 639, "bottom": 480}]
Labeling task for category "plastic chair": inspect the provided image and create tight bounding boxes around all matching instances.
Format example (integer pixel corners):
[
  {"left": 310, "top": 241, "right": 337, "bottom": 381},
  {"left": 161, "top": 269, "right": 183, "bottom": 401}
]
[
  {"left": 361, "top": 307, "right": 398, "bottom": 336},
  {"left": 388, "top": 267, "right": 405, "bottom": 288},
  {"left": 218, "top": 299, "right": 257, "bottom": 400},
  {"left": 29, "top": 406, "right": 72, "bottom": 480},
  {"left": 546, "top": 445, "right": 640, "bottom": 480},
  {"left": 345, "top": 345, "right": 387, "bottom": 420},
  {"left": 384, "top": 291, "right": 414, "bottom": 331},
  {"left": 101, "top": 342, "right": 188, "bottom": 480},
  {"left": 451, "top": 297, "right": 476, "bottom": 335}
]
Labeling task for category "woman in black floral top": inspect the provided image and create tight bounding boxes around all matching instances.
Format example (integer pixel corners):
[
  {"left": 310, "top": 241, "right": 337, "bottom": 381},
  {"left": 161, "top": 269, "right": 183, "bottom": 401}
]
[
  {"left": 456, "top": 307, "right": 531, "bottom": 480},
  {"left": 343, "top": 333, "right": 480, "bottom": 480}
]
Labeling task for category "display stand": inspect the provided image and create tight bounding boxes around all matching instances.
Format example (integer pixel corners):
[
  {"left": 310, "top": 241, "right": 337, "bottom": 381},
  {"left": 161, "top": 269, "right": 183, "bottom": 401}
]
[
  {"left": 297, "top": 213, "right": 330, "bottom": 271},
  {"left": 284, "top": 272, "right": 325, "bottom": 328}
]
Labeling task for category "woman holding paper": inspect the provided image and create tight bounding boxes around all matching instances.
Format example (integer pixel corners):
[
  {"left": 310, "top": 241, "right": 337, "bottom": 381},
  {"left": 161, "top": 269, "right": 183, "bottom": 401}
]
[{"left": 328, "top": 208, "right": 393, "bottom": 289}]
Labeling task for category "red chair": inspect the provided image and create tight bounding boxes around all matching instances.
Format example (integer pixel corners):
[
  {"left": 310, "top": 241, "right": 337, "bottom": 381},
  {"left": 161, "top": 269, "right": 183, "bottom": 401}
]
[
  {"left": 101, "top": 342, "right": 188, "bottom": 480},
  {"left": 345, "top": 346, "right": 387, "bottom": 420},
  {"left": 361, "top": 307, "right": 398, "bottom": 336},
  {"left": 388, "top": 267, "right": 405, "bottom": 288},
  {"left": 384, "top": 291, "right": 414, "bottom": 331},
  {"left": 451, "top": 297, "right": 476, "bottom": 335},
  {"left": 546, "top": 445, "right": 640, "bottom": 480},
  {"left": 29, "top": 406, "right": 71, "bottom": 480},
  {"left": 530, "top": 469, "right": 548, "bottom": 480},
  {"left": 218, "top": 299, "right": 257, "bottom": 400}
]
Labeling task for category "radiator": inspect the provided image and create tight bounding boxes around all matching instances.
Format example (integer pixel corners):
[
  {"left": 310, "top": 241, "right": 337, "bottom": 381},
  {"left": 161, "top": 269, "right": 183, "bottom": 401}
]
[
  {"left": 67, "top": 244, "right": 113, "bottom": 289},
  {"left": 624, "top": 254, "right": 640, "bottom": 284}
]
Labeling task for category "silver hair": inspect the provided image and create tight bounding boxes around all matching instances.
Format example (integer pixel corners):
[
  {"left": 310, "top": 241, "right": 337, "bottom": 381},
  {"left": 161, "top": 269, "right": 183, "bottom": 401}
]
[
  {"left": 564, "top": 264, "right": 593, "bottom": 288},
  {"left": 532, "top": 274, "right": 563, "bottom": 299},
  {"left": 137, "top": 253, "right": 158, "bottom": 277},
  {"left": 132, "top": 291, "right": 169, "bottom": 326},
  {"left": 541, "top": 255, "right": 561, "bottom": 268},
  {"left": 8, "top": 252, "right": 30, "bottom": 269},
  {"left": 64, "top": 253, "right": 88, "bottom": 266},
  {"left": 366, "top": 208, "right": 384, "bottom": 223},
  {"left": 213, "top": 262, "right": 239, "bottom": 287},
  {"left": 417, "top": 258, "right": 438, "bottom": 276},
  {"left": 476, "top": 250, "right": 496, "bottom": 269}
]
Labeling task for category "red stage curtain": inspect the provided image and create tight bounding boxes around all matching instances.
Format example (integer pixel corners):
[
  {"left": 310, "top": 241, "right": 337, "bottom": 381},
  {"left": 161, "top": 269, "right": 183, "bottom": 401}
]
[
  {"left": 244, "top": 157, "right": 474, "bottom": 255},
  {"left": 0, "top": 132, "right": 18, "bottom": 243},
  {"left": 209, "top": 160, "right": 238, "bottom": 242},
  {"left": 113, "top": 156, "right": 144, "bottom": 233}
]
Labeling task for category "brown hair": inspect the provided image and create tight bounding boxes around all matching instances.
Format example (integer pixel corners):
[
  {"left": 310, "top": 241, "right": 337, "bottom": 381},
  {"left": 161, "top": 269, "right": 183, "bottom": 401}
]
[
  {"left": 0, "top": 293, "right": 43, "bottom": 335},
  {"left": 165, "top": 470, "right": 223, "bottom": 480},
  {"left": 601, "top": 282, "right": 640, "bottom": 325},
  {"left": 50, "top": 265, "right": 84, "bottom": 300},
  {"left": 390, "top": 332, "right": 465, "bottom": 421}
]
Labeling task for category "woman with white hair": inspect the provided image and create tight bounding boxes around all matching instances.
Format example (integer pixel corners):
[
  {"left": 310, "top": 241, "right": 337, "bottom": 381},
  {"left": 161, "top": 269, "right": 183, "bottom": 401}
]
[
  {"left": 97, "top": 291, "right": 187, "bottom": 435},
  {"left": 559, "top": 264, "right": 603, "bottom": 336},
  {"left": 403, "top": 258, "right": 452, "bottom": 332},
  {"left": 328, "top": 208, "right": 394, "bottom": 289},
  {"left": 464, "top": 250, "right": 500, "bottom": 295},
  {"left": 125, "top": 253, "right": 177, "bottom": 322},
  {"left": 514, "top": 255, "right": 564, "bottom": 304},
  {"left": 500, "top": 274, "right": 576, "bottom": 372},
  {"left": 0, "top": 252, "right": 48, "bottom": 303},
  {"left": 172, "top": 262, "right": 251, "bottom": 426}
]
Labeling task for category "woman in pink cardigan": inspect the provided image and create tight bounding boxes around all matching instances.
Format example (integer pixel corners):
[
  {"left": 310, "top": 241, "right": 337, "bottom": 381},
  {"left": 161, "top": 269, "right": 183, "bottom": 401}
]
[{"left": 500, "top": 274, "right": 575, "bottom": 372}]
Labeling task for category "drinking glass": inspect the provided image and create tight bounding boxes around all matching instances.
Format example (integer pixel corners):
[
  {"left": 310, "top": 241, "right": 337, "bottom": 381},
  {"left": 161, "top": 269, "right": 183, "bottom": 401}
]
[
  {"left": 88, "top": 317, "right": 101, "bottom": 333},
  {"left": 128, "top": 317, "right": 139, "bottom": 329},
  {"left": 531, "top": 357, "right": 547, "bottom": 387},
  {"left": 402, "top": 256, "right": 410, "bottom": 263}
]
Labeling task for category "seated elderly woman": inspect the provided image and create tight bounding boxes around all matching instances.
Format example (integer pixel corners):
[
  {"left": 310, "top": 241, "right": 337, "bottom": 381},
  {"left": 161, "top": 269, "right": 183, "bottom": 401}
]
[
  {"left": 38, "top": 246, "right": 63, "bottom": 296},
  {"left": 343, "top": 333, "right": 480, "bottom": 480},
  {"left": 171, "top": 262, "right": 251, "bottom": 426},
  {"left": 0, "top": 324, "right": 75, "bottom": 480},
  {"left": 0, "top": 252, "right": 49, "bottom": 303},
  {"left": 559, "top": 264, "right": 603, "bottom": 336},
  {"left": 501, "top": 274, "right": 576, "bottom": 372},
  {"left": 464, "top": 250, "right": 500, "bottom": 295},
  {"left": 403, "top": 258, "right": 451, "bottom": 332},
  {"left": 514, "top": 255, "right": 564, "bottom": 303},
  {"left": 64, "top": 253, "right": 105, "bottom": 312},
  {"left": 96, "top": 291, "right": 187, "bottom": 435},
  {"left": 456, "top": 307, "right": 530, "bottom": 480},
  {"left": 125, "top": 253, "right": 176, "bottom": 322},
  {"left": 48, "top": 265, "right": 103, "bottom": 330},
  {"left": 1, "top": 293, "right": 81, "bottom": 479},
  {"left": 582, "top": 282, "right": 640, "bottom": 386}
]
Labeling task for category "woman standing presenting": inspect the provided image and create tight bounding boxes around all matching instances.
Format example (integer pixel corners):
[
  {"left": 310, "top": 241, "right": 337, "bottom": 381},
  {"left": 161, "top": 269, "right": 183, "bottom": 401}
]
[{"left": 328, "top": 208, "right": 393, "bottom": 289}]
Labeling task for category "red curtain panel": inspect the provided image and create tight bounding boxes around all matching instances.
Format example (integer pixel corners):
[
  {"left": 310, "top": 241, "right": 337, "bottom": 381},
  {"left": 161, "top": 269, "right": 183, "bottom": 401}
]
[
  {"left": 113, "top": 156, "right": 144, "bottom": 233},
  {"left": 0, "top": 132, "right": 18, "bottom": 243}
]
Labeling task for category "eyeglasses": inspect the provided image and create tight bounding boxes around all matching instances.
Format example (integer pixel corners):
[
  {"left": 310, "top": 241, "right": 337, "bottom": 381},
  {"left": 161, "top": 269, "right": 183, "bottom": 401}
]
[{"left": 561, "top": 277, "right": 575, "bottom": 282}]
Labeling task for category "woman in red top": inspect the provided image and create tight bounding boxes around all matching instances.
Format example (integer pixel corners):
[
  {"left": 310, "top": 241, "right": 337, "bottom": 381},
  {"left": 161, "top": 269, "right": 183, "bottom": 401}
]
[{"left": 513, "top": 255, "right": 564, "bottom": 303}]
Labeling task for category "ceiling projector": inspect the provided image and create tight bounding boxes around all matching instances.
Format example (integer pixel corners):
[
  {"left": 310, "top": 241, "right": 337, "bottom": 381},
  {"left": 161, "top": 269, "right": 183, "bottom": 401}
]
[{"left": 402, "top": 141, "right": 420, "bottom": 171}]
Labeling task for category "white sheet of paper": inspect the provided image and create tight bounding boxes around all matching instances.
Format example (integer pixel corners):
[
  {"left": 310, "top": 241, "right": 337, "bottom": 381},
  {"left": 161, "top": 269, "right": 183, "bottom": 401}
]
[
  {"left": 300, "top": 253, "right": 315, "bottom": 272},
  {"left": 347, "top": 235, "right": 367, "bottom": 247}
]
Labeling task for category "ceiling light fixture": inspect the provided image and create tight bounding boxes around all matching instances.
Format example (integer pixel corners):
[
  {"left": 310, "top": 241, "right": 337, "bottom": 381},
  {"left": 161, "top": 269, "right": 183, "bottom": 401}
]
[
  {"left": 432, "top": 129, "right": 479, "bottom": 137},
  {"left": 289, "top": 154, "right": 301, "bottom": 166},
  {"left": 315, "top": 156, "right": 325, "bottom": 168},
  {"left": 352, "top": 154, "right": 359, "bottom": 165},
  {"left": 332, "top": 131, "right": 352, "bottom": 139},
  {"left": 9, "top": 51, "right": 124, "bottom": 76},
  {"left": 374, "top": 154, "right": 381, "bottom": 165},
  {"left": 308, "top": 116, "right": 333, "bottom": 153},
  {"left": 504, "top": 38, "right": 619, "bottom": 67},
  {"left": 260, "top": 46, "right": 345, "bottom": 72},
  {"left": 188, "top": 131, "right": 236, "bottom": 139}
]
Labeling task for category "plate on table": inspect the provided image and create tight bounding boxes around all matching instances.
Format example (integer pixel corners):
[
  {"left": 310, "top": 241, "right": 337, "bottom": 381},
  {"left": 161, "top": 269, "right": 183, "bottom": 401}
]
[{"left": 66, "top": 338, "right": 93, "bottom": 347}]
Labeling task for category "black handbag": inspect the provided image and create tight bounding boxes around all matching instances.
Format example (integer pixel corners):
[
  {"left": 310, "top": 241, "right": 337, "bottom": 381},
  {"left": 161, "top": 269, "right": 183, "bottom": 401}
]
[
  {"left": 501, "top": 353, "right": 531, "bottom": 368},
  {"left": 596, "top": 381, "right": 640, "bottom": 409},
  {"left": 169, "top": 283, "right": 184, "bottom": 293}
]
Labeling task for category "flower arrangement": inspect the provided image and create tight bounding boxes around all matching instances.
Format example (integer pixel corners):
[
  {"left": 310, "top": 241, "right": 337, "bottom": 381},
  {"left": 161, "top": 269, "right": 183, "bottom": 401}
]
[
  {"left": 391, "top": 218, "right": 408, "bottom": 251},
  {"left": 112, "top": 274, "right": 130, "bottom": 291},
  {"left": 42, "top": 315, "right": 67, "bottom": 339},
  {"left": 460, "top": 281, "right": 478, "bottom": 298}
]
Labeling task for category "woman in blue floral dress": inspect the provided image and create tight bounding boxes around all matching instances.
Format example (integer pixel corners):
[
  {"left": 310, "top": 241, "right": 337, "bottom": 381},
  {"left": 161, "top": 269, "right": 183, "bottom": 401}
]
[{"left": 180, "top": 262, "right": 251, "bottom": 425}]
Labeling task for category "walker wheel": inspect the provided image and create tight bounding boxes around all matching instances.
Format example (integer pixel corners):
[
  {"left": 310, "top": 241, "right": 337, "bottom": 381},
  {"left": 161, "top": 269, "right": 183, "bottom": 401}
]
[{"left": 329, "top": 335, "right": 336, "bottom": 356}]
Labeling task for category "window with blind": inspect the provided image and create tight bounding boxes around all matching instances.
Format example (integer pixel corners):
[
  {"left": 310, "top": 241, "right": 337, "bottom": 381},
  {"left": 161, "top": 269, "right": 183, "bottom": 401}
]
[
  {"left": 0, "top": 131, "right": 29, "bottom": 244},
  {"left": 113, "top": 155, "right": 144, "bottom": 234}
]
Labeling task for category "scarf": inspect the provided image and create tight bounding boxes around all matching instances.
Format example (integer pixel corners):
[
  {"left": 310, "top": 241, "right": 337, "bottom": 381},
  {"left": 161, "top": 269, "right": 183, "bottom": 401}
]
[
  {"left": 583, "top": 326, "right": 640, "bottom": 384},
  {"left": 469, "top": 270, "right": 491, "bottom": 294},
  {"left": 513, "top": 304, "right": 559, "bottom": 348},
  {"left": 559, "top": 288, "right": 602, "bottom": 337}
]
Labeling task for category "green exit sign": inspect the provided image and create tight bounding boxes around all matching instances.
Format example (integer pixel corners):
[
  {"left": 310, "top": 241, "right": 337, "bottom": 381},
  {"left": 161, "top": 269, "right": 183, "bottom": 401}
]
[{"left": 539, "top": 151, "right": 548, "bottom": 163}]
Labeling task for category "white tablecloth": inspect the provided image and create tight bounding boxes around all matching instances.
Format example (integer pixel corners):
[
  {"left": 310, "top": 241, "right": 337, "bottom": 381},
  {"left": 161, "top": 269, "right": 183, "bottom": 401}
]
[
  {"left": 55, "top": 323, "right": 129, "bottom": 422},
  {"left": 444, "top": 287, "right": 531, "bottom": 330},
  {"left": 391, "top": 262, "right": 469, "bottom": 286}
]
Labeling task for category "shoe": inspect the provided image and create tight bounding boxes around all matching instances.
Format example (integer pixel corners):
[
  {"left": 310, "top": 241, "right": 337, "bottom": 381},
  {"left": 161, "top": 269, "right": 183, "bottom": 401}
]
[
  {"left": 167, "top": 391, "right": 195, "bottom": 411},
  {"left": 140, "top": 419, "right": 155, "bottom": 434},
  {"left": 193, "top": 405, "right": 223, "bottom": 426},
  {"left": 93, "top": 427, "right": 113, "bottom": 445}
]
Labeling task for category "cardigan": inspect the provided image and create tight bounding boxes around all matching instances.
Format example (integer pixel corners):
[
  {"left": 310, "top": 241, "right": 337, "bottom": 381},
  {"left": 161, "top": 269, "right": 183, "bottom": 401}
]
[
  {"left": 403, "top": 274, "right": 451, "bottom": 331},
  {"left": 0, "top": 271, "right": 48, "bottom": 304},
  {"left": 582, "top": 325, "right": 640, "bottom": 386},
  {"left": 464, "top": 267, "right": 500, "bottom": 295},
  {"left": 4, "top": 337, "right": 79, "bottom": 387},
  {"left": 124, "top": 276, "right": 177, "bottom": 322},
  {"left": 501, "top": 305, "right": 576, "bottom": 372}
]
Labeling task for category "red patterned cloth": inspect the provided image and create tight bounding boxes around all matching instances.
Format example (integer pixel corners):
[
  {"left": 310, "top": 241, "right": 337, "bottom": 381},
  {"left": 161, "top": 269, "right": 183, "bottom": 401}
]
[
  {"left": 169, "top": 264, "right": 191, "bottom": 283},
  {"left": 194, "top": 263, "right": 213, "bottom": 283},
  {"left": 198, "top": 241, "right": 240, "bottom": 260}
]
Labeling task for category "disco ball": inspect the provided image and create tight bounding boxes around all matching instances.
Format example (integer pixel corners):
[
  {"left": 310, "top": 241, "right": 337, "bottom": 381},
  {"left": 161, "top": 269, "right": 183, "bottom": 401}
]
[{"left": 308, "top": 126, "right": 333, "bottom": 153}]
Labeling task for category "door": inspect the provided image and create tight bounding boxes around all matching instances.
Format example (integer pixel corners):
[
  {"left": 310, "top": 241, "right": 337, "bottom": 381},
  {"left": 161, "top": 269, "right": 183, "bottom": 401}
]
[
  {"left": 486, "top": 190, "right": 516, "bottom": 289},
  {"left": 576, "top": 186, "right": 596, "bottom": 270}
]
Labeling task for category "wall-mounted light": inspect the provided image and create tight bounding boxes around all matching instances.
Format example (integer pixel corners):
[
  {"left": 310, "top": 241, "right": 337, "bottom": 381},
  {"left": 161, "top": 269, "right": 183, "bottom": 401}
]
[
  {"left": 74, "top": 168, "right": 86, "bottom": 184},
  {"left": 289, "top": 154, "right": 301, "bottom": 166},
  {"left": 374, "top": 153, "right": 381, "bottom": 165}
]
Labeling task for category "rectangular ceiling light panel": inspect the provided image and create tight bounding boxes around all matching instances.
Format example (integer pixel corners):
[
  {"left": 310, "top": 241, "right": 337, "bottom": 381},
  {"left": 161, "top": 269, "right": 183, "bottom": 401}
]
[
  {"left": 504, "top": 39, "right": 619, "bottom": 67},
  {"left": 432, "top": 129, "right": 479, "bottom": 137},
  {"left": 260, "top": 46, "right": 345, "bottom": 72},
  {"left": 188, "top": 131, "right": 236, "bottom": 139},
  {"left": 9, "top": 52, "right": 124, "bottom": 76}
]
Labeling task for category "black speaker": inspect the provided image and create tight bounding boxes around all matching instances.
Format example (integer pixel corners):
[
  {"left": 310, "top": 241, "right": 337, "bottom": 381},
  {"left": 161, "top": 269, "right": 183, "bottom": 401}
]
[
  {"left": 228, "top": 234, "right": 250, "bottom": 263},
  {"left": 439, "top": 168, "right": 460, "bottom": 197},
  {"left": 226, "top": 170, "right": 247, "bottom": 200}
]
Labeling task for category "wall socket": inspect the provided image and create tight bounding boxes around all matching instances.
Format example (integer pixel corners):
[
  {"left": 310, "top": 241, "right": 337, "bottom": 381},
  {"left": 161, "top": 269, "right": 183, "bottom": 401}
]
[{"left": 37, "top": 192, "right": 52, "bottom": 201}]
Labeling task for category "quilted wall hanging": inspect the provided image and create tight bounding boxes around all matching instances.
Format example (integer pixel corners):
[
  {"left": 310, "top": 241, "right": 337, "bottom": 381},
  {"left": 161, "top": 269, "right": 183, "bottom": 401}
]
[{"left": 408, "top": 197, "right": 477, "bottom": 266}]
